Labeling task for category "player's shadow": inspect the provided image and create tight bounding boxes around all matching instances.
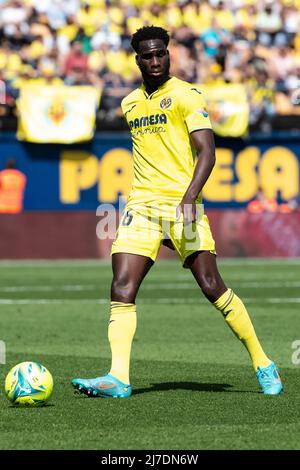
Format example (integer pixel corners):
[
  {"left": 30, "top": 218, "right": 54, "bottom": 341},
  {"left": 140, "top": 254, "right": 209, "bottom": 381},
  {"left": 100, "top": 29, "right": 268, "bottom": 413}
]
[
  {"left": 132, "top": 381, "right": 233, "bottom": 395},
  {"left": 7, "top": 403, "right": 55, "bottom": 409}
]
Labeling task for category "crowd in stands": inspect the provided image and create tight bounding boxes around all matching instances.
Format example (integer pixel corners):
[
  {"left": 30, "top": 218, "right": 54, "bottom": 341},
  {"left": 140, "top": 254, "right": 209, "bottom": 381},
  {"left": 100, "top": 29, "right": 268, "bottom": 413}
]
[{"left": 0, "top": 0, "right": 300, "bottom": 132}]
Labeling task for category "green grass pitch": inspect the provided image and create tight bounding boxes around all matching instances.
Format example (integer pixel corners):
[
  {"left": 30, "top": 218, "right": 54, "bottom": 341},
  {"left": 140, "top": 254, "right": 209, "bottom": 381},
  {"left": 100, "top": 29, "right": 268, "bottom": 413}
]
[{"left": 0, "top": 259, "right": 299, "bottom": 450}]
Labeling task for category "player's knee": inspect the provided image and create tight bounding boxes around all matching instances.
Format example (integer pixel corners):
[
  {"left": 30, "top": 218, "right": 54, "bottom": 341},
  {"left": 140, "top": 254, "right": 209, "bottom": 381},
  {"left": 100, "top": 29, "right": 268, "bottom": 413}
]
[
  {"left": 198, "top": 274, "right": 220, "bottom": 300},
  {"left": 111, "top": 276, "right": 137, "bottom": 303}
]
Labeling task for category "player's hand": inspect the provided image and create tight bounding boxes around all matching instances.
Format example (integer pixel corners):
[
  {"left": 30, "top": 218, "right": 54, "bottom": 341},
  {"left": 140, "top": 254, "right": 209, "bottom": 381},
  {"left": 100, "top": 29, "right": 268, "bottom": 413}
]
[{"left": 176, "top": 196, "right": 197, "bottom": 225}]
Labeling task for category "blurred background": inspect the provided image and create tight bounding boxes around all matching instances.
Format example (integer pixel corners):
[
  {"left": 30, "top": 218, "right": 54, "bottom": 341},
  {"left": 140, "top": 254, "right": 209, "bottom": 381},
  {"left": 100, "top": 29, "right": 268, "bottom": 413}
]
[{"left": 0, "top": 0, "right": 299, "bottom": 259}]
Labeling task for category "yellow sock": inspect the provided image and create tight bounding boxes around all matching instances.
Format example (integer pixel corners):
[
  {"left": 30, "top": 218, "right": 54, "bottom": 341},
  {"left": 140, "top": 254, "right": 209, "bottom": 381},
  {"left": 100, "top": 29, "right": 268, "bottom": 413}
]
[
  {"left": 108, "top": 301, "right": 137, "bottom": 384},
  {"left": 213, "top": 289, "right": 271, "bottom": 370}
]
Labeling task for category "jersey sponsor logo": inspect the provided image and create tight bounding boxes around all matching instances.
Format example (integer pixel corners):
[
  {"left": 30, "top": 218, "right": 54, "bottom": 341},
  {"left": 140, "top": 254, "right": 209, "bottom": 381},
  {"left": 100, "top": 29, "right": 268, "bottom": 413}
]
[
  {"left": 196, "top": 107, "right": 209, "bottom": 118},
  {"left": 132, "top": 126, "right": 166, "bottom": 136},
  {"left": 129, "top": 113, "right": 167, "bottom": 130},
  {"left": 160, "top": 97, "right": 172, "bottom": 109}
]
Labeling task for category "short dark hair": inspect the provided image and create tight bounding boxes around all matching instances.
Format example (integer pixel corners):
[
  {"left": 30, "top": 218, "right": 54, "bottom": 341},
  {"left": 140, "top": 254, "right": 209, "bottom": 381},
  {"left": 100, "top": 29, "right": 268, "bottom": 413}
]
[{"left": 131, "top": 26, "right": 169, "bottom": 53}]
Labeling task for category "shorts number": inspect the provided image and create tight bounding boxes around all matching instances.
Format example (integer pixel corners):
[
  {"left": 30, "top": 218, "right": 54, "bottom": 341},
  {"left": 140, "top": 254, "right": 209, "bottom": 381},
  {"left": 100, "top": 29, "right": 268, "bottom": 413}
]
[{"left": 122, "top": 210, "right": 133, "bottom": 226}]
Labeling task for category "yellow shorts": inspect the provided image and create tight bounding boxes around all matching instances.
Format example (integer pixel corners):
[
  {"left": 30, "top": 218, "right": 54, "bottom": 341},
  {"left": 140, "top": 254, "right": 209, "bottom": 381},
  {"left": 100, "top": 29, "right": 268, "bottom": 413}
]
[{"left": 111, "top": 206, "right": 216, "bottom": 267}]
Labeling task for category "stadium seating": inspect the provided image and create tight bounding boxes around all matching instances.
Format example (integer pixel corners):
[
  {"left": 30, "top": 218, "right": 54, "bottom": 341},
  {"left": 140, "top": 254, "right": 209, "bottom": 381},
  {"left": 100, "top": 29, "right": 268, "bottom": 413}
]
[{"left": 0, "top": 0, "right": 300, "bottom": 131}]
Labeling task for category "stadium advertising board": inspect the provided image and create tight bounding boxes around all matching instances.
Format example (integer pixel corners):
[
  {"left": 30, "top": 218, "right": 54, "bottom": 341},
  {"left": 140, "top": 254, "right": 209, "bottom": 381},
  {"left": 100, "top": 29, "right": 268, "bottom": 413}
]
[{"left": 0, "top": 132, "right": 299, "bottom": 210}]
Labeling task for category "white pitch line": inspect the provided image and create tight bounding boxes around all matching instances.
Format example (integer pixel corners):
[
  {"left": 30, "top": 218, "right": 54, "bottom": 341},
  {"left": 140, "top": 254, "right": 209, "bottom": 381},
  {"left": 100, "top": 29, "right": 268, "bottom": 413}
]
[
  {"left": 150, "top": 298, "right": 300, "bottom": 304},
  {"left": 0, "top": 260, "right": 110, "bottom": 268},
  {"left": 0, "top": 258, "right": 299, "bottom": 268},
  {"left": 142, "top": 281, "right": 300, "bottom": 289},
  {"left": 0, "top": 285, "right": 98, "bottom": 292},
  {"left": 150, "top": 272, "right": 300, "bottom": 280},
  {"left": 216, "top": 258, "right": 300, "bottom": 266},
  {"left": 0, "top": 297, "right": 300, "bottom": 305},
  {"left": 0, "top": 299, "right": 109, "bottom": 305},
  {"left": 0, "top": 280, "right": 299, "bottom": 293},
  {"left": 234, "top": 281, "right": 300, "bottom": 287}
]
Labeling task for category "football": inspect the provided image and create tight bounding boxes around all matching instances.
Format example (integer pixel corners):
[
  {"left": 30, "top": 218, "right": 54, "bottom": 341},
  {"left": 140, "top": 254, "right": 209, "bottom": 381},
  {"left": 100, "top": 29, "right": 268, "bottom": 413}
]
[{"left": 4, "top": 362, "right": 53, "bottom": 406}]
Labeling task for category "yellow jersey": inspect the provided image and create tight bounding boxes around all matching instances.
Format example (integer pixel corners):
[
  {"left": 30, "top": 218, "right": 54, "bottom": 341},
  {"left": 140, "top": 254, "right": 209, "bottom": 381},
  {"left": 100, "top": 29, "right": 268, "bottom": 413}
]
[{"left": 121, "top": 76, "right": 212, "bottom": 213}]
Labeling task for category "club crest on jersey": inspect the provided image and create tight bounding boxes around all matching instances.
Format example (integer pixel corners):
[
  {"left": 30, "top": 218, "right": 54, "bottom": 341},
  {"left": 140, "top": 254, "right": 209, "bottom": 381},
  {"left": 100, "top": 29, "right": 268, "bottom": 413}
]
[
  {"left": 160, "top": 97, "right": 172, "bottom": 109},
  {"left": 196, "top": 107, "right": 209, "bottom": 118}
]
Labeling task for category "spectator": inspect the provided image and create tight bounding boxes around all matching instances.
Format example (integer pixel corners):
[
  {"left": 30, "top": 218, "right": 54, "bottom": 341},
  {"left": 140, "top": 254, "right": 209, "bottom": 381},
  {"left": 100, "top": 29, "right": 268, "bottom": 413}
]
[
  {"left": 0, "top": 0, "right": 30, "bottom": 32},
  {"left": 282, "top": 3, "right": 300, "bottom": 45},
  {"left": 247, "top": 187, "right": 278, "bottom": 214},
  {"left": 0, "top": 159, "right": 27, "bottom": 214},
  {"left": 63, "top": 40, "right": 88, "bottom": 77},
  {"left": 247, "top": 70, "right": 276, "bottom": 132},
  {"left": 255, "top": 3, "right": 283, "bottom": 47},
  {"left": 0, "top": 0, "right": 299, "bottom": 132},
  {"left": 268, "top": 45, "right": 296, "bottom": 90}
]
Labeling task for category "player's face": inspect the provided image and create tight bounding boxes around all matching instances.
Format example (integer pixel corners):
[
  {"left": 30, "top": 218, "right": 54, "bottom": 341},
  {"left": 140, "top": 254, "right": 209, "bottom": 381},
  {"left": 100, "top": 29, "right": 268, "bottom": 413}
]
[{"left": 136, "top": 39, "right": 170, "bottom": 83}]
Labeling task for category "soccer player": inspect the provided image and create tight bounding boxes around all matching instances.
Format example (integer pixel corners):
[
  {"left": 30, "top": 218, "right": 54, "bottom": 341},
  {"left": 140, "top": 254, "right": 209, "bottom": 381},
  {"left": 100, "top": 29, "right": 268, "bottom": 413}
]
[{"left": 72, "top": 26, "right": 283, "bottom": 398}]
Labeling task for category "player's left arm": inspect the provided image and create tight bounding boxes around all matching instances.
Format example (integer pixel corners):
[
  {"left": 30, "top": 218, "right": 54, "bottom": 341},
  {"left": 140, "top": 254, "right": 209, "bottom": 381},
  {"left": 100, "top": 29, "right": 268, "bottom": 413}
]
[{"left": 176, "top": 129, "right": 216, "bottom": 224}]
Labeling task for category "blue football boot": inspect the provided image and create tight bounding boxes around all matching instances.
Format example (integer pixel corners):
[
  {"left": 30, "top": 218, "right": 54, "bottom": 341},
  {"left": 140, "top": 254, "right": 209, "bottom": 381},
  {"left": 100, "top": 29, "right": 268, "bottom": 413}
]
[
  {"left": 256, "top": 362, "right": 283, "bottom": 395},
  {"left": 71, "top": 373, "right": 132, "bottom": 398}
]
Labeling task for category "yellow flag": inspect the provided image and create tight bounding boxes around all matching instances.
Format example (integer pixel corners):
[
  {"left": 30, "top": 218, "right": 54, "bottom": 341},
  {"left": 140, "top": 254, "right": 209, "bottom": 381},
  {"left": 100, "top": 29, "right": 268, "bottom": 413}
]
[
  {"left": 201, "top": 83, "right": 249, "bottom": 137},
  {"left": 17, "top": 84, "right": 101, "bottom": 143}
]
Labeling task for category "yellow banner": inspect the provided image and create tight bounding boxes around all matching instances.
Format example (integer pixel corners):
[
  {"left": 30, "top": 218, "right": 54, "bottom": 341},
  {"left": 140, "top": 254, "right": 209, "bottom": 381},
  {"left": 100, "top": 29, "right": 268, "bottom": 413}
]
[
  {"left": 17, "top": 84, "right": 100, "bottom": 143},
  {"left": 201, "top": 83, "right": 249, "bottom": 137}
]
